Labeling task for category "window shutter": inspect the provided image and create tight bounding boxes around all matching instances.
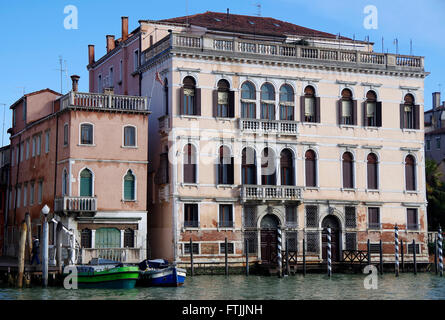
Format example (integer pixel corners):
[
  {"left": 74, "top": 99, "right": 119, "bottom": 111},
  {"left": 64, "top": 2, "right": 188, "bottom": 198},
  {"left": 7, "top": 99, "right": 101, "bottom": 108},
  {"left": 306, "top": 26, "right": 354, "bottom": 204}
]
[
  {"left": 179, "top": 87, "right": 184, "bottom": 115},
  {"left": 228, "top": 91, "right": 235, "bottom": 118},
  {"left": 337, "top": 100, "right": 342, "bottom": 125},
  {"left": 376, "top": 102, "right": 382, "bottom": 127},
  {"left": 213, "top": 90, "right": 218, "bottom": 117},
  {"left": 300, "top": 96, "right": 305, "bottom": 122},
  {"left": 414, "top": 105, "right": 420, "bottom": 129},
  {"left": 400, "top": 104, "right": 405, "bottom": 129},
  {"left": 229, "top": 157, "right": 234, "bottom": 184},
  {"left": 367, "top": 162, "right": 377, "bottom": 189},
  {"left": 195, "top": 88, "right": 201, "bottom": 116},
  {"left": 362, "top": 102, "right": 367, "bottom": 126},
  {"left": 352, "top": 100, "right": 357, "bottom": 125},
  {"left": 315, "top": 97, "right": 321, "bottom": 123},
  {"left": 305, "top": 158, "right": 315, "bottom": 187}
]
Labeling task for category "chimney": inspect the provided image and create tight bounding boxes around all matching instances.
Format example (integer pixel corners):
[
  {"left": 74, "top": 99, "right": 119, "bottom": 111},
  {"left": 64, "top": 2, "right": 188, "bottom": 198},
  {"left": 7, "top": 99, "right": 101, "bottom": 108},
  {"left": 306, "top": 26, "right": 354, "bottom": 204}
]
[
  {"left": 71, "top": 75, "right": 80, "bottom": 92},
  {"left": 433, "top": 92, "right": 441, "bottom": 110},
  {"left": 106, "top": 35, "right": 115, "bottom": 52},
  {"left": 121, "top": 16, "right": 128, "bottom": 41},
  {"left": 88, "top": 45, "right": 95, "bottom": 65}
]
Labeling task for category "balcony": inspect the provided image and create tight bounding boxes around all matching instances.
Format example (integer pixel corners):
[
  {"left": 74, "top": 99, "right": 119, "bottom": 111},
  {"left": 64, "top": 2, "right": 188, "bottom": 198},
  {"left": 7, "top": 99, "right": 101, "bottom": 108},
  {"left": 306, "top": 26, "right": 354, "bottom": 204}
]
[
  {"left": 80, "top": 248, "right": 141, "bottom": 264},
  {"left": 60, "top": 91, "right": 148, "bottom": 113},
  {"left": 241, "top": 185, "right": 302, "bottom": 202},
  {"left": 239, "top": 119, "right": 298, "bottom": 136},
  {"left": 142, "top": 33, "right": 425, "bottom": 73},
  {"left": 54, "top": 196, "right": 97, "bottom": 214}
]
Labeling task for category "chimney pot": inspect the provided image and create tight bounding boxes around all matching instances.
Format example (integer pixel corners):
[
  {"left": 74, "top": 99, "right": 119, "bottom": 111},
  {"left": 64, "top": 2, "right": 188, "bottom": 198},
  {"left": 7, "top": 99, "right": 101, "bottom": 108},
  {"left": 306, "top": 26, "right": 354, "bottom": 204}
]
[
  {"left": 121, "top": 17, "right": 129, "bottom": 41},
  {"left": 433, "top": 92, "right": 441, "bottom": 110},
  {"left": 71, "top": 75, "right": 80, "bottom": 92},
  {"left": 106, "top": 35, "right": 115, "bottom": 53},
  {"left": 88, "top": 45, "right": 95, "bottom": 65}
]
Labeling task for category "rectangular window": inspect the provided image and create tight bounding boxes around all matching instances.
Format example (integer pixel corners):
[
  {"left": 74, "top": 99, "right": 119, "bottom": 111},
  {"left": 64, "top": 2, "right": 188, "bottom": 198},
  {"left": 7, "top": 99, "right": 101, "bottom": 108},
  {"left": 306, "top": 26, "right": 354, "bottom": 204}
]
[
  {"left": 426, "top": 139, "right": 431, "bottom": 151},
  {"left": 241, "top": 102, "right": 256, "bottom": 118},
  {"left": 13, "top": 108, "right": 16, "bottom": 127},
  {"left": 285, "top": 205, "right": 298, "bottom": 228},
  {"left": 260, "top": 103, "right": 275, "bottom": 120},
  {"left": 184, "top": 203, "right": 199, "bottom": 228},
  {"left": 368, "top": 207, "right": 380, "bottom": 229},
  {"left": 80, "top": 124, "right": 93, "bottom": 145},
  {"left": 436, "top": 137, "right": 441, "bottom": 150},
  {"left": 16, "top": 186, "right": 21, "bottom": 208},
  {"left": 119, "top": 60, "right": 123, "bottom": 82},
  {"left": 219, "top": 242, "right": 234, "bottom": 254},
  {"left": 184, "top": 243, "right": 199, "bottom": 255},
  {"left": 407, "top": 208, "right": 419, "bottom": 230},
  {"left": 30, "top": 182, "right": 35, "bottom": 205},
  {"left": 15, "top": 145, "right": 19, "bottom": 164},
  {"left": 63, "top": 124, "right": 68, "bottom": 146},
  {"left": 109, "top": 67, "right": 114, "bottom": 87},
  {"left": 32, "top": 136, "right": 36, "bottom": 157},
  {"left": 36, "top": 134, "right": 41, "bottom": 155},
  {"left": 366, "top": 101, "right": 377, "bottom": 126},
  {"left": 280, "top": 105, "right": 294, "bottom": 120},
  {"left": 20, "top": 142, "right": 24, "bottom": 162},
  {"left": 345, "top": 206, "right": 357, "bottom": 228},
  {"left": 25, "top": 139, "right": 30, "bottom": 160},
  {"left": 219, "top": 204, "right": 233, "bottom": 228},
  {"left": 45, "top": 131, "right": 50, "bottom": 153},
  {"left": 407, "top": 243, "right": 420, "bottom": 254},
  {"left": 134, "top": 50, "right": 139, "bottom": 71},
  {"left": 341, "top": 100, "right": 353, "bottom": 125},
  {"left": 38, "top": 181, "right": 43, "bottom": 204},
  {"left": 305, "top": 205, "right": 318, "bottom": 228},
  {"left": 23, "top": 184, "right": 27, "bottom": 207},
  {"left": 81, "top": 229, "right": 92, "bottom": 248},
  {"left": 345, "top": 233, "right": 357, "bottom": 250},
  {"left": 304, "top": 97, "right": 315, "bottom": 122},
  {"left": 98, "top": 75, "right": 102, "bottom": 93},
  {"left": 124, "top": 126, "right": 136, "bottom": 146}
]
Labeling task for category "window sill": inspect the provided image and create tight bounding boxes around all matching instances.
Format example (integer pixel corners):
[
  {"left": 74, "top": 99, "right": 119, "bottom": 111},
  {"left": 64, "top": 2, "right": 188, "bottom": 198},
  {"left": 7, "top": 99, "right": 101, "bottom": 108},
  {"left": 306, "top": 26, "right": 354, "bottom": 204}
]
[
  {"left": 78, "top": 144, "right": 96, "bottom": 147},
  {"left": 183, "top": 226, "right": 200, "bottom": 231},
  {"left": 365, "top": 189, "right": 380, "bottom": 193},
  {"left": 339, "top": 124, "right": 357, "bottom": 129},
  {"left": 121, "top": 146, "right": 138, "bottom": 149},
  {"left": 304, "top": 186, "right": 320, "bottom": 191},
  {"left": 217, "top": 184, "right": 237, "bottom": 189},
  {"left": 181, "top": 183, "right": 199, "bottom": 188},
  {"left": 367, "top": 228, "right": 382, "bottom": 233},
  {"left": 122, "top": 199, "right": 137, "bottom": 202},
  {"left": 363, "top": 126, "right": 380, "bottom": 131},
  {"left": 179, "top": 115, "right": 200, "bottom": 120},
  {"left": 404, "top": 190, "right": 419, "bottom": 195},
  {"left": 217, "top": 227, "right": 235, "bottom": 231},
  {"left": 402, "top": 128, "right": 420, "bottom": 133},
  {"left": 341, "top": 188, "right": 356, "bottom": 192},
  {"left": 301, "top": 122, "right": 320, "bottom": 127}
]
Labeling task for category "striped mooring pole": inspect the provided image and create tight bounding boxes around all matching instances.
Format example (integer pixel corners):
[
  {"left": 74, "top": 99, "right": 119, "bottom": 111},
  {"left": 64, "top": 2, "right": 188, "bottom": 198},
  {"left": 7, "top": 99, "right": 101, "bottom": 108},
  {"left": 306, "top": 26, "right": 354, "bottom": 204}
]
[
  {"left": 439, "top": 227, "right": 443, "bottom": 277},
  {"left": 395, "top": 225, "right": 399, "bottom": 277},
  {"left": 277, "top": 227, "right": 282, "bottom": 278},
  {"left": 327, "top": 227, "right": 332, "bottom": 277}
]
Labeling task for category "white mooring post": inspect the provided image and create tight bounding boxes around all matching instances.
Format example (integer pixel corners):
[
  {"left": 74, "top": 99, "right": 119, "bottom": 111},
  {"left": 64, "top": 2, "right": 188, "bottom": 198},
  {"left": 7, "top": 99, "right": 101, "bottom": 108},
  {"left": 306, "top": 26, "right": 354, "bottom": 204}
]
[
  {"left": 327, "top": 227, "right": 332, "bottom": 277},
  {"left": 277, "top": 227, "right": 282, "bottom": 278},
  {"left": 395, "top": 225, "right": 399, "bottom": 277},
  {"left": 439, "top": 227, "right": 443, "bottom": 277},
  {"left": 41, "top": 204, "right": 50, "bottom": 288}
]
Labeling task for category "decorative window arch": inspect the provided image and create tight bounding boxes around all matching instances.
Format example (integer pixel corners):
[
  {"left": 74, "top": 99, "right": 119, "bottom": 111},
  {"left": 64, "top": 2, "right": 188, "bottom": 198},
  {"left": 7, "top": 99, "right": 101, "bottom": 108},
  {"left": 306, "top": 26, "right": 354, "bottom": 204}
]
[
  {"left": 364, "top": 90, "right": 381, "bottom": 127},
  {"left": 242, "top": 147, "right": 257, "bottom": 185},
  {"left": 260, "top": 83, "right": 275, "bottom": 120},
  {"left": 241, "top": 81, "right": 256, "bottom": 118},
  {"left": 261, "top": 147, "right": 276, "bottom": 185},
  {"left": 280, "top": 148, "right": 294, "bottom": 185},
  {"left": 123, "top": 170, "right": 136, "bottom": 201},
  {"left": 339, "top": 88, "right": 356, "bottom": 125},
  {"left": 301, "top": 85, "right": 319, "bottom": 123},
  {"left": 180, "top": 76, "right": 200, "bottom": 116},
  {"left": 123, "top": 125, "right": 136, "bottom": 147},
  {"left": 401, "top": 93, "right": 419, "bottom": 129},
  {"left": 305, "top": 149, "right": 317, "bottom": 187},
  {"left": 279, "top": 84, "right": 294, "bottom": 120},
  {"left": 218, "top": 146, "right": 234, "bottom": 185},
  {"left": 342, "top": 152, "right": 354, "bottom": 189},
  {"left": 214, "top": 79, "right": 234, "bottom": 118},
  {"left": 79, "top": 168, "right": 93, "bottom": 197},
  {"left": 405, "top": 154, "right": 416, "bottom": 191},
  {"left": 183, "top": 143, "right": 197, "bottom": 183},
  {"left": 367, "top": 153, "right": 378, "bottom": 190}
]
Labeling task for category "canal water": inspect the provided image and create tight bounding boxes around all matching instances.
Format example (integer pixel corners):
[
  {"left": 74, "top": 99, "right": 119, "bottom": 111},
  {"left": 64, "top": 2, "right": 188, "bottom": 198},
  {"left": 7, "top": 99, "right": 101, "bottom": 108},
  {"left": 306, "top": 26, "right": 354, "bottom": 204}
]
[{"left": 0, "top": 273, "right": 444, "bottom": 300}]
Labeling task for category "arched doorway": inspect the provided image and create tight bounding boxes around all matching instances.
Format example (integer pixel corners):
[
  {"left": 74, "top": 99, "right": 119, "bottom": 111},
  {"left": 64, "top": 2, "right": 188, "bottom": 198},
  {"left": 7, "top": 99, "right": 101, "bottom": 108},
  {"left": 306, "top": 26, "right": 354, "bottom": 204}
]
[
  {"left": 321, "top": 215, "right": 341, "bottom": 262},
  {"left": 260, "top": 214, "right": 280, "bottom": 264}
]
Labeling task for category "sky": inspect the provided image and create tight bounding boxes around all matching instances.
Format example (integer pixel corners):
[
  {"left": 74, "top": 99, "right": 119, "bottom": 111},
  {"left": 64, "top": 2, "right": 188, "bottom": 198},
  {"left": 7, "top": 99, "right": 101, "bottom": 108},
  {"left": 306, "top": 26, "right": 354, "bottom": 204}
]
[{"left": 0, "top": 0, "right": 444, "bottom": 147}]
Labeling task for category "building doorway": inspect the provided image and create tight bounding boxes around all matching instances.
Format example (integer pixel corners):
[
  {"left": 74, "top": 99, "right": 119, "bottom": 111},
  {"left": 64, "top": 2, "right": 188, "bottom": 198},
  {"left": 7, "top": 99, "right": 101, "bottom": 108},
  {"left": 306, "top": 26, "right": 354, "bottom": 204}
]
[
  {"left": 260, "top": 214, "right": 279, "bottom": 264},
  {"left": 321, "top": 215, "right": 341, "bottom": 262}
]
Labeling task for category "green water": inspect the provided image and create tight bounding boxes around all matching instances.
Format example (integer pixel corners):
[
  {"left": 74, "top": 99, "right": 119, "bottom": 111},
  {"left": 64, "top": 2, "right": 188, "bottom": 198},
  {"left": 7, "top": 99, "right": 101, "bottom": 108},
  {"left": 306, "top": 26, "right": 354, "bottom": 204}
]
[{"left": 0, "top": 273, "right": 444, "bottom": 300}]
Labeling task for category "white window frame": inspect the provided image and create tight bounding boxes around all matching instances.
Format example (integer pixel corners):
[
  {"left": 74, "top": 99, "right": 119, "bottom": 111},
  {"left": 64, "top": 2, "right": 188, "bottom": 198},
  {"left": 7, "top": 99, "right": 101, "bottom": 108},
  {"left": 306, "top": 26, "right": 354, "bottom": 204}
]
[
  {"left": 32, "top": 136, "right": 36, "bottom": 157},
  {"left": 133, "top": 49, "right": 139, "bottom": 72},
  {"left": 78, "top": 167, "right": 95, "bottom": 197},
  {"left": 217, "top": 203, "right": 235, "bottom": 229},
  {"left": 30, "top": 181, "right": 35, "bottom": 206},
  {"left": 36, "top": 134, "right": 41, "bottom": 156},
  {"left": 25, "top": 139, "right": 30, "bottom": 160},
  {"left": 45, "top": 130, "right": 50, "bottom": 153},
  {"left": 63, "top": 123, "right": 69, "bottom": 146},
  {"left": 79, "top": 122, "right": 95, "bottom": 146},
  {"left": 122, "top": 125, "right": 137, "bottom": 148},
  {"left": 183, "top": 202, "right": 200, "bottom": 229},
  {"left": 23, "top": 183, "right": 27, "bottom": 207},
  {"left": 122, "top": 169, "right": 137, "bottom": 202},
  {"left": 38, "top": 180, "right": 43, "bottom": 204},
  {"left": 16, "top": 186, "right": 21, "bottom": 209}
]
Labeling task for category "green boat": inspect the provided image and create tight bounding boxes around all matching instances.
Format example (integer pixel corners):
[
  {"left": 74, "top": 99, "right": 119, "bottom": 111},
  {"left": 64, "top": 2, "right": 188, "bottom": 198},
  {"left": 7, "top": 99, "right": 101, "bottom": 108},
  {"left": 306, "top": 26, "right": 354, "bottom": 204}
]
[{"left": 73, "top": 263, "right": 140, "bottom": 289}]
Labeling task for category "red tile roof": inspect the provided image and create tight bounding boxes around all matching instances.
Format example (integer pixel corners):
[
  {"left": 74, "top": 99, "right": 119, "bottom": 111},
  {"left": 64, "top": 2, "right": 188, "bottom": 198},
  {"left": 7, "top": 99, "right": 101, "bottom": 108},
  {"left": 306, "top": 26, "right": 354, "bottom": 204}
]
[{"left": 158, "top": 11, "right": 352, "bottom": 40}]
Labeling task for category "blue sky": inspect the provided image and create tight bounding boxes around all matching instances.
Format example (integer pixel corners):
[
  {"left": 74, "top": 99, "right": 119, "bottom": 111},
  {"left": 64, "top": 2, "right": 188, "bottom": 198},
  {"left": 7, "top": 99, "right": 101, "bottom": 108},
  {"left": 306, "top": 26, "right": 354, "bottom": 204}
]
[{"left": 0, "top": 0, "right": 443, "bottom": 147}]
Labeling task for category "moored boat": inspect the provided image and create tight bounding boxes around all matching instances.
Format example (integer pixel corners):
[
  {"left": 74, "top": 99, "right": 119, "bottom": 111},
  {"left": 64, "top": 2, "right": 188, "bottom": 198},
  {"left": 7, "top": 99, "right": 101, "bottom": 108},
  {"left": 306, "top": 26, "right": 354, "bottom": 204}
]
[{"left": 138, "top": 259, "right": 186, "bottom": 287}]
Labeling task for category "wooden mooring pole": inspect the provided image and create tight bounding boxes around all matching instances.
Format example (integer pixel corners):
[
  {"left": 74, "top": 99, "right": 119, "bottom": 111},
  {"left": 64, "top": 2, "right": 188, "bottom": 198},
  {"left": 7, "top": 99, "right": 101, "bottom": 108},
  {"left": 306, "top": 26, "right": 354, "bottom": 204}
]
[
  {"left": 367, "top": 239, "right": 371, "bottom": 265},
  {"left": 413, "top": 239, "right": 417, "bottom": 275},
  {"left": 379, "top": 240, "right": 383, "bottom": 275},
  {"left": 190, "top": 238, "right": 194, "bottom": 277},
  {"left": 16, "top": 220, "right": 27, "bottom": 288},
  {"left": 25, "top": 213, "right": 32, "bottom": 262},
  {"left": 245, "top": 239, "right": 249, "bottom": 276},
  {"left": 285, "top": 237, "right": 290, "bottom": 276},
  {"left": 302, "top": 238, "right": 306, "bottom": 276},
  {"left": 224, "top": 237, "right": 228, "bottom": 276}
]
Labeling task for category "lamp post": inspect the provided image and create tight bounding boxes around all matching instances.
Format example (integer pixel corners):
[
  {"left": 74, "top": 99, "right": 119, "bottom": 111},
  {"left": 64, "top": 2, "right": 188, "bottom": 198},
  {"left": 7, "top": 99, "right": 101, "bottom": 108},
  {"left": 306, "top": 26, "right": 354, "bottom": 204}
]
[{"left": 41, "top": 204, "right": 50, "bottom": 288}]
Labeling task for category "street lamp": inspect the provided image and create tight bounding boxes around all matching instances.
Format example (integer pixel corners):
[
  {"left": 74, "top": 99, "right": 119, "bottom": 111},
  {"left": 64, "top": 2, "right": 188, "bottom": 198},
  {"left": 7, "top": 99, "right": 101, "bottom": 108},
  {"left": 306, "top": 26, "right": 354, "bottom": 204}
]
[{"left": 41, "top": 204, "right": 50, "bottom": 288}]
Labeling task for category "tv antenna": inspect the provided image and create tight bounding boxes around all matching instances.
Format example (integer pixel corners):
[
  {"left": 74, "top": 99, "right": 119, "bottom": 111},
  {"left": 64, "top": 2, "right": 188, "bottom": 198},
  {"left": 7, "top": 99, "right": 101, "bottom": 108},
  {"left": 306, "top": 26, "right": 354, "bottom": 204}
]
[
  {"left": 256, "top": 2, "right": 261, "bottom": 17},
  {"left": 55, "top": 55, "right": 67, "bottom": 94},
  {"left": 393, "top": 38, "right": 399, "bottom": 55}
]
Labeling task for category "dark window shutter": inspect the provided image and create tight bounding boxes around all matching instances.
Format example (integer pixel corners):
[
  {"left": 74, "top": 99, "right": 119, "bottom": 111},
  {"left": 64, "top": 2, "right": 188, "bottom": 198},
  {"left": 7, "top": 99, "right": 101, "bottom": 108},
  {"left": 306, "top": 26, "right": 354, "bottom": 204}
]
[
  {"left": 376, "top": 102, "right": 382, "bottom": 127},
  {"left": 400, "top": 104, "right": 405, "bottom": 129},
  {"left": 229, "top": 157, "right": 234, "bottom": 184},
  {"left": 367, "top": 162, "right": 377, "bottom": 189},
  {"left": 300, "top": 96, "right": 305, "bottom": 122},
  {"left": 414, "top": 105, "right": 420, "bottom": 129},
  {"left": 352, "top": 100, "right": 357, "bottom": 125},
  {"left": 228, "top": 91, "right": 235, "bottom": 118},
  {"left": 362, "top": 102, "right": 367, "bottom": 126},
  {"left": 315, "top": 97, "right": 321, "bottom": 123},
  {"left": 337, "top": 100, "right": 342, "bottom": 125},
  {"left": 213, "top": 90, "right": 218, "bottom": 117},
  {"left": 179, "top": 87, "right": 184, "bottom": 115},
  {"left": 305, "top": 159, "right": 315, "bottom": 187},
  {"left": 195, "top": 88, "right": 201, "bottom": 116}
]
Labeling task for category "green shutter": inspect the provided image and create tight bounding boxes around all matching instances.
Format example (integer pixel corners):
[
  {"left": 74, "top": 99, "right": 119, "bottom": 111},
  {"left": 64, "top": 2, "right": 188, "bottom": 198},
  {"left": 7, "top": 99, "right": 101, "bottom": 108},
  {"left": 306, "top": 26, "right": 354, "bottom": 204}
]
[
  {"left": 124, "top": 171, "right": 135, "bottom": 200},
  {"left": 80, "top": 169, "right": 92, "bottom": 196},
  {"left": 95, "top": 228, "right": 121, "bottom": 248}
]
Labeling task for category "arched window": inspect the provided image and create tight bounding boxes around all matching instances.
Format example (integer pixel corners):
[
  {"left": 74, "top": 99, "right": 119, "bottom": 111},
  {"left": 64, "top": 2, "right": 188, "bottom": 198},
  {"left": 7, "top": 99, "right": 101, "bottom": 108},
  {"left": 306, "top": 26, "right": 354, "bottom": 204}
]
[
  {"left": 339, "top": 88, "right": 353, "bottom": 125},
  {"left": 218, "top": 146, "right": 234, "bottom": 185},
  {"left": 302, "top": 86, "right": 318, "bottom": 123},
  {"left": 183, "top": 144, "right": 197, "bottom": 183},
  {"left": 405, "top": 155, "right": 416, "bottom": 191},
  {"left": 181, "top": 76, "right": 199, "bottom": 115},
  {"left": 342, "top": 152, "right": 354, "bottom": 189},
  {"left": 124, "top": 228, "right": 134, "bottom": 248},
  {"left": 123, "top": 170, "right": 135, "bottom": 200},
  {"left": 123, "top": 126, "right": 136, "bottom": 147},
  {"left": 80, "top": 123, "right": 93, "bottom": 145},
  {"left": 401, "top": 94, "right": 416, "bottom": 129},
  {"left": 367, "top": 153, "right": 378, "bottom": 190},
  {"left": 214, "top": 79, "right": 233, "bottom": 118},
  {"left": 280, "top": 149, "right": 294, "bottom": 185},
  {"left": 242, "top": 147, "right": 257, "bottom": 185},
  {"left": 305, "top": 150, "right": 316, "bottom": 187},
  {"left": 241, "top": 81, "right": 256, "bottom": 118},
  {"left": 364, "top": 90, "right": 381, "bottom": 127},
  {"left": 80, "top": 168, "right": 93, "bottom": 196},
  {"left": 280, "top": 84, "right": 294, "bottom": 120},
  {"left": 81, "top": 228, "right": 92, "bottom": 248},
  {"left": 260, "top": 83, "right": 275, "bottom": 120},
  {"left": 62, "top": 169, "right": 68, "bottom": 196},
  {"left": 261, "top": 148, "right": 276, "bottom": 185},
  {"left": 164, "top": 78, "right": 169, "bottom": 116}
]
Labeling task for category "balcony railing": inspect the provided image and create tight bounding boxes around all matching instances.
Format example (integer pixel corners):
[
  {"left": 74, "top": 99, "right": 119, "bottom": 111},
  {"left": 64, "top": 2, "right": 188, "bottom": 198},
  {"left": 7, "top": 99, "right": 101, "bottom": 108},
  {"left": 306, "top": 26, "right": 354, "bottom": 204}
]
[
  {"left": 241, "top": 185, "right": 302, "bottom": 202},
  {"left": 54, "top": 196, "right": 97, "bottom": 213},
  {"left": 239, "top": 119, "right": 298, "bottom": 136},
  {"left": 60, "top": 91, "right": 148, "bottom": 112},
  {"left": 80, "top": 248, "right": 141, "bottom": 264},
  {"left": 142, "top": 33, "right": 424, "bottom": 72}
]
